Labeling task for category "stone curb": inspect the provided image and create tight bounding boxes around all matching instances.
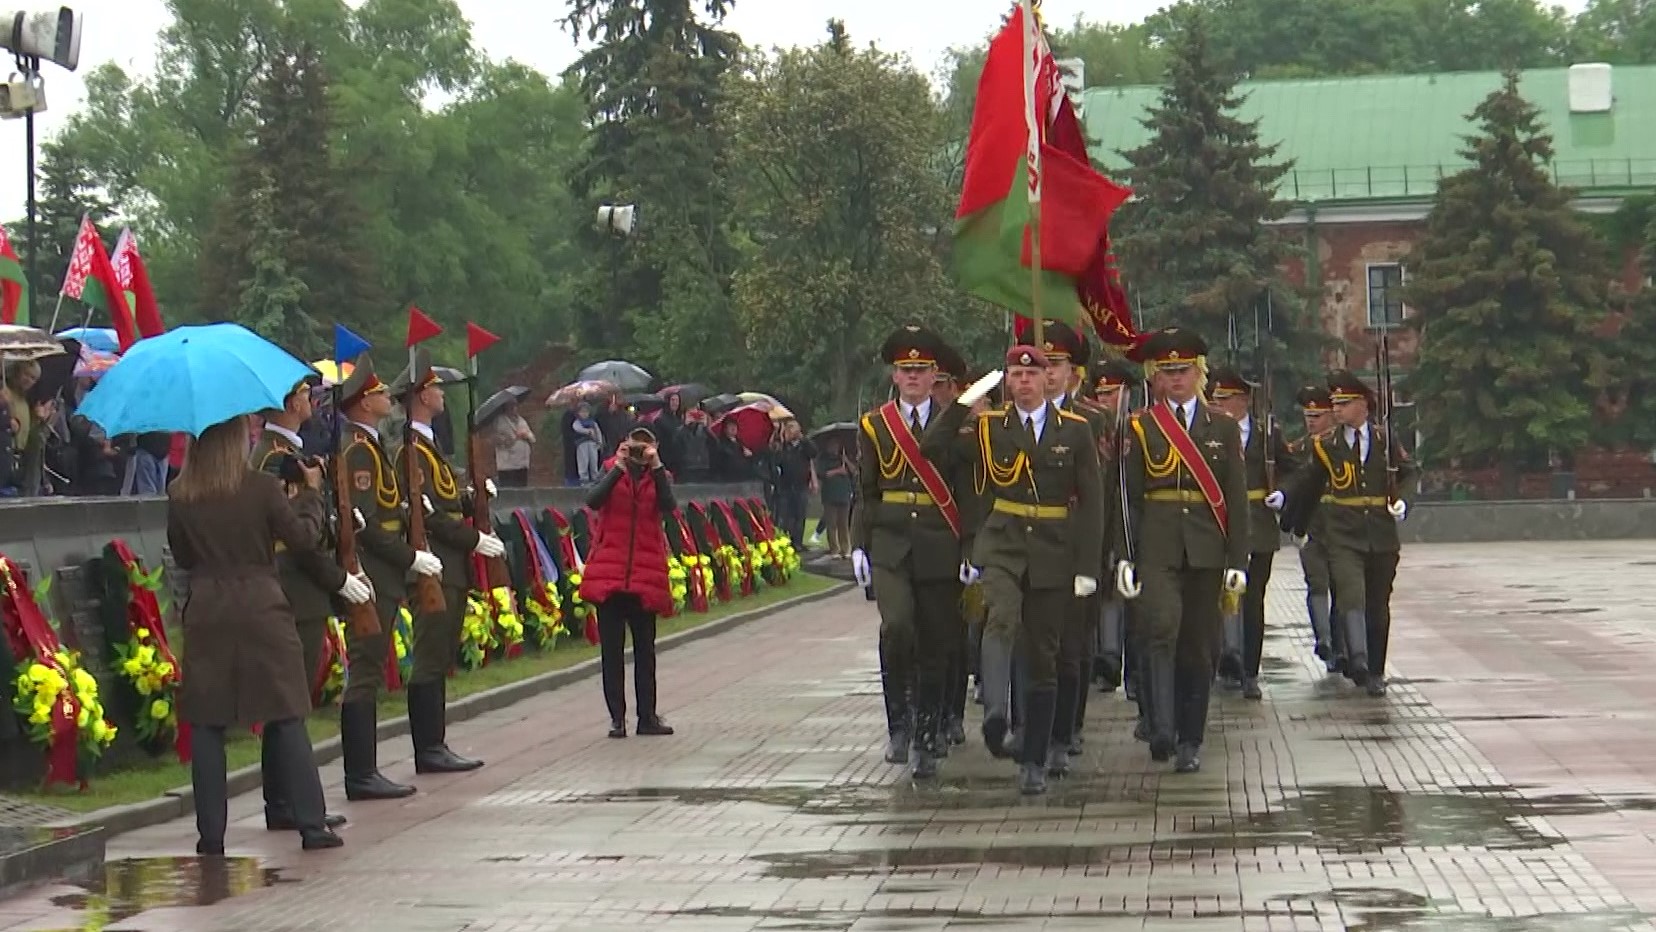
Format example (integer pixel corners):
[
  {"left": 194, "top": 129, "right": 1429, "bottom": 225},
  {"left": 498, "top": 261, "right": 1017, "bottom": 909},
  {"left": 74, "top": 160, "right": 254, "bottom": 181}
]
[{"left": 48, "top": 579, "right": 852, "bottom": 839}]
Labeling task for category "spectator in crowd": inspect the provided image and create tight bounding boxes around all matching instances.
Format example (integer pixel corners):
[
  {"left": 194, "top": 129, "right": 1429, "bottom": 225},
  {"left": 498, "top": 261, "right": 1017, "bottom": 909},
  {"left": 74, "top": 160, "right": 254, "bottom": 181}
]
[
  {"left": 815, "top": 434, "right": 855, "bottom": 558},
  {"left": 490, "top": 399, "right": 536, "bottom": 487},
  {"left": 559, "top": 407, "right": 579, "bottom": 486},
  {"left": 3, "top": 360, "right": 47, "bottom": 496},
  {"left": 713, "top": 419, "right": 758, "bottom": 482},
  {"left": 597, "top": 393, "right": 633, "bottom": 456},
  {"left": 673, "top": 409, "right": 714, "bottom": 483},
  {"left": 579, "top": 427, "right": 677, "bottom": 740},
  {"left": 572, "top": 401, "right": 605, "bottom": 483},
  {"left": 771, "top": 419, "right": 816, "bottom": 547},
  {"left": 652, "top": 392, "right": 685, "bottom": 472},
  {"left": 122, "top": 432, "right": 173, "bottom": 495}
]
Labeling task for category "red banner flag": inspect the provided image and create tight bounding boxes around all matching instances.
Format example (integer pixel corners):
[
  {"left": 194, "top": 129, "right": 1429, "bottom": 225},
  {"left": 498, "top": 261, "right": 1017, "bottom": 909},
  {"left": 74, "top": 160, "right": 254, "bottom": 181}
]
[
  {"left": 62, "top": 216, "right": 138, "bottom": 351},
  {"left": 113, "top": 229, "right": 164, "bottom": 339},
  {"left": 466, "top": 321, "right": 501, "bottom": 359},
  {"left": 406, "top": 304, "right": 443, "bottom": 347}
]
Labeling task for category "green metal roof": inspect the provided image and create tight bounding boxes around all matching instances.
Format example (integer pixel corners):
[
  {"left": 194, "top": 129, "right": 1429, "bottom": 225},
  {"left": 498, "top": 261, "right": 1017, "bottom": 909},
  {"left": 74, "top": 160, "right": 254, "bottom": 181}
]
[{"left": 1081, "top": 65, "right": 1656, "bottom": 203}]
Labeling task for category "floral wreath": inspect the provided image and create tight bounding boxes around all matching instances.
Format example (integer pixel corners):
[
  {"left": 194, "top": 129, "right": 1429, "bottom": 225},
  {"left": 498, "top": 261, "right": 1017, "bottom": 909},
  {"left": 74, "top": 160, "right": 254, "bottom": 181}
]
[
  {"left": 2, "top": 555, "right": 117, "bottom": 787},
  {"left": 513, "top": 510, "right": 567, "bottom": 650},
  {"left": 104, "top": 540, "right": 186, "bottom": 761}
]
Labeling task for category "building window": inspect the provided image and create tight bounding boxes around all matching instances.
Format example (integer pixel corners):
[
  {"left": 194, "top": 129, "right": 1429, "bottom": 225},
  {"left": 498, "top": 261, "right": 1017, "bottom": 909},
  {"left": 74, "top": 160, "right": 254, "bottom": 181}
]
[{"left": 1367, "top": 263, "right": 1405, "bottom": 328}]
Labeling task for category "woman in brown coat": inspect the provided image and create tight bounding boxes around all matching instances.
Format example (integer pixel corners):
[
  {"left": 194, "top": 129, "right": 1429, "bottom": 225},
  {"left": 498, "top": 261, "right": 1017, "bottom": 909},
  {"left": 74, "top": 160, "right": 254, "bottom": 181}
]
[{"left": 169, "top": 414, "right": 372, "bottom": 854}]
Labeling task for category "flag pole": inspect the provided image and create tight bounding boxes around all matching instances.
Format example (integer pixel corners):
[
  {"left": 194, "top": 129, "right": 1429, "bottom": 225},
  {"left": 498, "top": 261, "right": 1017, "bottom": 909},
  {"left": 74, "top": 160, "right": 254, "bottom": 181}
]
[{"left": 1022, "top": 0, "right": 1044, "bottom": 350}]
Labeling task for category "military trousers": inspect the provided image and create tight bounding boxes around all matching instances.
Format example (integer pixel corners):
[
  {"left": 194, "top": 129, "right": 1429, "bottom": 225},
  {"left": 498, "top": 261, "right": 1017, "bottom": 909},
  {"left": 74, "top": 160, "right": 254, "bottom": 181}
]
[
  {"left": 1241, "top": 550, "right": 1276, "bottom": 680},
  {"left": 1329, "top": 547, "right": 1400, "bottom": 677},
  {"left": 411, "top": 582, "right": 467, "bottom": 685},
  {"left": 1299, "top": 537, "right": 1338, "bottom": 661},
  {"left": 872, "top": 564, "right": 960, "bottom": 743},
  {"left": 342, "top": 590, "right": 402, "bottom": 704},
  {"left": 1054, "top": 592, "right": 1097, "bottom": 744},
  {"left": 1137, "top": 563, "right": 1224, "bottom": 747},
  {"left": 296, "top": 614, "right": 329, "bottom": 708},
  {"left": 979, "top": 568, "right": 1066, "bottom": 689}
]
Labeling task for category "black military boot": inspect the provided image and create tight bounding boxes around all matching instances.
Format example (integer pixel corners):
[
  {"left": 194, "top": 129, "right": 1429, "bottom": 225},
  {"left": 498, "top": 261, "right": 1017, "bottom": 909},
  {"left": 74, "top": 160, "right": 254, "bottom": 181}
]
[
  {"left": 1020, "top": 688, "right": 1057, "bottom": 795},
  {"left": 909, "top": 707, "right": 940, "bottom": 780},
  {"left": 979, "top": 634, "right": 1014, "bottom": 759},
  {"left": 1147, "top": 655, "right": 1177, "bottom": 762},
  {"left": 341, "top": 701, "right": 416, "bottom": 802},
  {"left": 881, "top": 663, "right": 912, "bottom": 764},
  {"left": 1341, "top": 610, "right": 1371, "bottom": 686},
  {"left": 1308, "top": 593, "right": 1335, "bottom": 669},
  {"left": 410, "top": 681, "right": 484, "bottom": 775},
  {"left": 1173, "top": 660, "right": 1211, "bottom": 774}
]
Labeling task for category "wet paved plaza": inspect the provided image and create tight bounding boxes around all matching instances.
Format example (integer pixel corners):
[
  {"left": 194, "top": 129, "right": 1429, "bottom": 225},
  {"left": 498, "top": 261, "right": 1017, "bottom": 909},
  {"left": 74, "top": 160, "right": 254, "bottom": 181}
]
[{"left": 6, "top": 540, "right": 1656, "bottom": 931}]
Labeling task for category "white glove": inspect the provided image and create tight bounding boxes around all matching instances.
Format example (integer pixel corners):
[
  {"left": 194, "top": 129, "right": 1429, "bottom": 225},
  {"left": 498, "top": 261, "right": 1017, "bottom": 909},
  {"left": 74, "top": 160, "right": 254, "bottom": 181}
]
[
  {"left": 851, "top": 549, "right": 872, "bottom": 588},
  {"left": 336, "top": 573, "right": 373, "bottom": 605},
  {"left": 474, "top": 532, "right": 506, "bottom": 558},
  {"left": 1224, "top": 569, "right": 1248, "bottom": 594},
  {"left": 1115, "top": 560, "right": 1141, "bottom": 600},
  {"left": 1074, "top": 575, "right": 1098, "bottom": 598},
  {"left": 410, "top": 550, "right": 444, "bottom": 577},
  {"left": 1264, "top": 490, "right": 1285, "bottom": 511},
  {"left": 351, "top": 507, "right": 367, "bottom": 532},
  {"left": 1291, "top": 533, "right": 1308, "bottom": 549},
  {"left": 959, "top": 563, "right": 981, "bottom": 585},
  {"left": 1388, "top": 499, "right": 1407, "bottom": 522},
  {"left": 485, "top": 478, "right": 498, "bottom": 498},
  {"left": 958, "top": 369, "right": 1004, "bottom": 407},
  {"left": 421, "top": 494, "right": 436, "bottom": 516}
]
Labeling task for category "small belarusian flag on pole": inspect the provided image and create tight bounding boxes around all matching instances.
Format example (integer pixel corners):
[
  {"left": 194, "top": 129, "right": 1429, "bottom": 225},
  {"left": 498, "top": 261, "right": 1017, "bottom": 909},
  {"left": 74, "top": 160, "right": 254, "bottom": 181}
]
[
  {"left": 0, "top": 226, "right": 26, "bottom": 325},
  {"left": 58, "top": 215, "right": 138, "bottom": 351},
  {"left": 112, "top": 228, "right": 165, "bottom": 339}
]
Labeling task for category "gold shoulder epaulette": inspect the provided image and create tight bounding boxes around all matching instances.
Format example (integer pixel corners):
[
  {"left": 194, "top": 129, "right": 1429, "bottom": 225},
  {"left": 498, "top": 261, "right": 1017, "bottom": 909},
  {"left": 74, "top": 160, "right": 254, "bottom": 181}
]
[
  {"left": 1058, "top": 409, "right": 1089, "bottom": 424},
  {"left": 980, "top": 406, "right": 1007, "bottom": 420}
]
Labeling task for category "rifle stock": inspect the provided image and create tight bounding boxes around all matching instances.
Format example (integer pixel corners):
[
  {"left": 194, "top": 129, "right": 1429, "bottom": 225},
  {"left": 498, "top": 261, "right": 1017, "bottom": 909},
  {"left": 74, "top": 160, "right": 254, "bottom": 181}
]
[
  {"left": 403, "top": 434, "right": 448, "bottom": 613},
  {"left": 468, "top": 422, "right": 511, "bottom": 590},
  {"left": 330, "top": 442, "right": 381, "bottom": 637},
  {"left": 1378, "top": 331, "right": 1399, "bottom": 503}
]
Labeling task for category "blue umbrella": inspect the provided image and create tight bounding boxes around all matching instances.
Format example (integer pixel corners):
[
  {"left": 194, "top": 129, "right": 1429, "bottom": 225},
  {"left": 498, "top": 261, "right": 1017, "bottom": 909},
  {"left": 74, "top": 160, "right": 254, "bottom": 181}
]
[
  {"left": 55, "top": 327, "right": 120, "bottom": 354},
  {"left": 77, "top": 323, "right": 316, "bottom": 437}
]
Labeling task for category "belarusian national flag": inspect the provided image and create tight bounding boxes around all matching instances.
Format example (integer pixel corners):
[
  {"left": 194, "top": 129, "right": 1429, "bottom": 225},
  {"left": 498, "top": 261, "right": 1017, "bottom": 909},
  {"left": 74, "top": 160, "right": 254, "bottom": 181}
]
[
  {"left": 61, "top": 215, "right": 138, "bottom": 351},
  {"left": 112, "top": 228, "right": 164, "bottom": 339},
  {"left": 0, "top": 226, "right": 25, "bottom": 325},
  {"left": 954, "top": 1, "right": 1136, "bottom": 345}
]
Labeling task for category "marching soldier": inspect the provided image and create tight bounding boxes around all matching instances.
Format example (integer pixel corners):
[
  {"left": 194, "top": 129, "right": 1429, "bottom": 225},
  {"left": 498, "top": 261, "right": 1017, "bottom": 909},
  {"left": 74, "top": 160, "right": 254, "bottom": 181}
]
[
  {"left": 934, "top": 345, "right": 1103, "bottom": 795},
  {"left": 851, "top": 325, "right": 970, "bottom": 779},
  {"left": 1281, "top": 371, "right": 1415, "bottom": 696},
  {"left": 335, "top": 358, "right": 427, "bottom": 801},
  {"left": 1115, "top": 328, "right": 1248, "bottom": 774},
  {"left": 1206, "top": 367, "right": 1293, "bottom": 700},
  {"left": 1024, "top": 320, "right": 1111, "bottom": 771},
  {"left": 1279, "top": 385, "right": 1341, "bottom": 671},
  {"left": 391, "top": 350, "right": 507, "bottom": 773},
  {"left": 930, "top": 342, "right": 973, "bottom": 753},
  {"left": 251, "top": 377, "right": 351, "bottom": 833},
  {"left": 1090, "top": 358, "right": 1140, "bottom": 700}
]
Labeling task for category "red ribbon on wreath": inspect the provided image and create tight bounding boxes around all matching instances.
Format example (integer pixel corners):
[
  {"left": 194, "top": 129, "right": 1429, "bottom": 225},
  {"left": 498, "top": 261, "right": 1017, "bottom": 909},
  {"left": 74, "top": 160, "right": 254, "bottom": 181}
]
[
  {"left": 713, "top": 500, "right": 756, "bottom": 595},
  {"left": 670, "top": 509, "right": 710, "bottom": 613},
  {"left": 546, "top": 509, "right": 598, "bottom": 645},
  {"left": 0, "top": 556, "right": 85, "bottom": 788},
  {"left": 108, "top": 539, "right": 190, "bottom": 763}
]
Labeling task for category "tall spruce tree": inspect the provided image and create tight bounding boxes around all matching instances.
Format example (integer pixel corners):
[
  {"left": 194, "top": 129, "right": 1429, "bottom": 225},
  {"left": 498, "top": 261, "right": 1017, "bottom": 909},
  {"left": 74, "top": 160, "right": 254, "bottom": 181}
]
[
  {"left": 1114, "top": 10, "right": 1304, "bottom": 393},
  {"left": 561, "top": 0, "right": 743, "bottom": 382},
  {"left": 1402, "top": 70, "right": 1611, "bottom": 493},
  {"left": 200, "top": 43, "right": 378, "bottom": 354}
]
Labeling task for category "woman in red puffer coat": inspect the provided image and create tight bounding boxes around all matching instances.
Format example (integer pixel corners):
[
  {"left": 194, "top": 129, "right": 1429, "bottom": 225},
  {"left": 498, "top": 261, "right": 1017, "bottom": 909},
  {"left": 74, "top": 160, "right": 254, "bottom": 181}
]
[{"left": 579, "top": 427, "right": 678, "bottom": 738}]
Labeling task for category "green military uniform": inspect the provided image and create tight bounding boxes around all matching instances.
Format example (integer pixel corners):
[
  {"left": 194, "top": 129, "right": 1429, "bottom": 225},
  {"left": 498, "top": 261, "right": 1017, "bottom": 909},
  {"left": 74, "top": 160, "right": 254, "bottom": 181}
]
[
  {"left": 1283, "top": 386, "right": 1340, "bottom": 671},
  {"left": 390, "top": 350, "right": 486, "bottom": 774},
  {"left": 930, "top": 342, "right": 975, "bottom": 753},
  {"left": 1090, "top": 359, "right": 1141, "bottom": 702},
  {"left": 852, "top": 325, "right": 969, "bottom": 778},
  {"left": 1284, "top": 370, "right": 1417, "bottom": 696},
  {"left": 332, "top": 357, "right": 418, "bottom": 801},
  {"left": 931, "top": 344, "right": 1103, "bottom": 796},
  {"left": 1118, "top": 328, "right": 1248, "bottom": 773}
]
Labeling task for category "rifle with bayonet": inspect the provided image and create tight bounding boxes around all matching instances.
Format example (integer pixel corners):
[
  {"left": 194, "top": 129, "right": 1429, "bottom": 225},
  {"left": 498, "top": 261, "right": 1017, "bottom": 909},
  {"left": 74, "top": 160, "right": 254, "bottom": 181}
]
[
  {"left": 329, "top": 390, "right": 382, "bottom": 636},
  {"left": 1376, "top": 329, "right": 1398, "bottom": 504},
  {"left": 403, "top": 402, "right": 448, "bottom": 614}
]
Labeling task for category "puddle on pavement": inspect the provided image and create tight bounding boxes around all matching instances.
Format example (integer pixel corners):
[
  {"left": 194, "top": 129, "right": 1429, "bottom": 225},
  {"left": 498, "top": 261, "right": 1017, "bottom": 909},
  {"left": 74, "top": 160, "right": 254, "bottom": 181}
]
[{"left": 40, "top": 856, "right": 287, "bottom": 930}]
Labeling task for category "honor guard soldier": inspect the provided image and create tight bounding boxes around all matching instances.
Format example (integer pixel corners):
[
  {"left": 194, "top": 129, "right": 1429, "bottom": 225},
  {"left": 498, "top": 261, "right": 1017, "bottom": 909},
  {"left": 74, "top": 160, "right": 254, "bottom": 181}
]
[
  {"left": 251, "top": 377, "right": 351, "bottom": 833},
  {"left": 1279, "top": 385, "right": 1341, "bottom": 670},
  {"left": 336, "top": 358, "right": 424, "bottom": 801},
  {"left": 1281, "top": 371, "right": 1415, "bottom": 696},
  {"left": 1115, "top": 328, "right": 1248, "bottom": 774},
  {"left": 1207, "top": 367, "right": 1293, "bottom": 700},
  {"left": 1090, "top": 357, "right": 1140, "bottom": 699},
  {"left": 930, "top": 341, "right": 973, "bottom": 753},
  {"left": 851, "top": 324, "right": 971, "bottom": 779},
  {"left": 392, "top": 349, "right": 507, "bottom": 773},
  {"left": 1021, "top": 319, "right": 1111, "bottom": 771},
  {"left": 935, "top": 345, "right": 1103, "bottom": 795}
]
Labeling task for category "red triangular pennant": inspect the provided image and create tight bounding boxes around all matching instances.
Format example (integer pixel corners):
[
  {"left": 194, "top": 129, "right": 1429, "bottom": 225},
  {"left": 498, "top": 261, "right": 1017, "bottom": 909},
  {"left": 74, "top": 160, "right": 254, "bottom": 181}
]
[
  {"left": 466, "top": 322, "right": 501, "bottom": 359},
  {"left": 406, "top": 305, "right": 443, "bottom": 347}
]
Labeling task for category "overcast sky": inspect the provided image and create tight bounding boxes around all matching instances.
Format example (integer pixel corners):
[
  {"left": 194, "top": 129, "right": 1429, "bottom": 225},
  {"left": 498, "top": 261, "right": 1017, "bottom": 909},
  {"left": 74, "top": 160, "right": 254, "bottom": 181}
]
[{"left": 0, "top": 0, "right": 1594, "bottom": 221}]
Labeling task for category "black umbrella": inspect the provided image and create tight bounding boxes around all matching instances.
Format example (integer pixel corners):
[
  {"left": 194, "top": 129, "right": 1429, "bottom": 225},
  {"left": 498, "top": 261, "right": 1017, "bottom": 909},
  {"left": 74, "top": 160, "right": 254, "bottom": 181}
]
[
  {"left": 28, "top": 337, "right": 81, "bottom": 406},
  {"left": 700, "top": 393, "right": 742, "bottom": 417},
  {"left": 476, "top": 385, "right": 530, "bottom": 426},
  {"left": 809, "top": 421, "right": 858, "bottom": 442},
  {"left": 657, "top": 383, "right": 714, "bottom": 407},
  {"left": 577, "top": 359, "right": 653, "bottom": 393},
  {"left": 625, "top": 392, "right": 667, "bottom": 414}
]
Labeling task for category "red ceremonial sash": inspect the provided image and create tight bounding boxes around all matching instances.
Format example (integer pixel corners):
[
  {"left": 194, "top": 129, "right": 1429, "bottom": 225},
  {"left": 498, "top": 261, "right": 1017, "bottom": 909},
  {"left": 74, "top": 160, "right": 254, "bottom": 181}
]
[
  {"left": 1145, "top": 403, "right": 1230, "bottom": 535},
  {"left": 876, "top": 402, "right": 963, "bottom": 539}
]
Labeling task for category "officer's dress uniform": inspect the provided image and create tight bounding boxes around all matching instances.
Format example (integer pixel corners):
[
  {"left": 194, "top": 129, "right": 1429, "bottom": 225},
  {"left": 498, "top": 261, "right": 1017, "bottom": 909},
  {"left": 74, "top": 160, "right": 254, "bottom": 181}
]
[
  {"left": 1048, "top": 387, "right": 1111, "bottom": 767},
  {"left": 336, "top": 359, "right": 419, "bottom": 801},
  {"left": 1235, "top": 412, "right": 1292, "bottom": 694},
  {"left": 1119, "top": 330, "right": 1248, "bottom": 773},
  {"left": 400, "top": 418, "right": 487, "bottom": 773},
  {"left": 1284, "top": 379, "right": 1415, "bottom": 696},
  {"left": 852, "top": 326, "right": 969, "bottom": 778},
  {"left": 933, "top": 347, "right": 1103, "bottom": 795}
]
